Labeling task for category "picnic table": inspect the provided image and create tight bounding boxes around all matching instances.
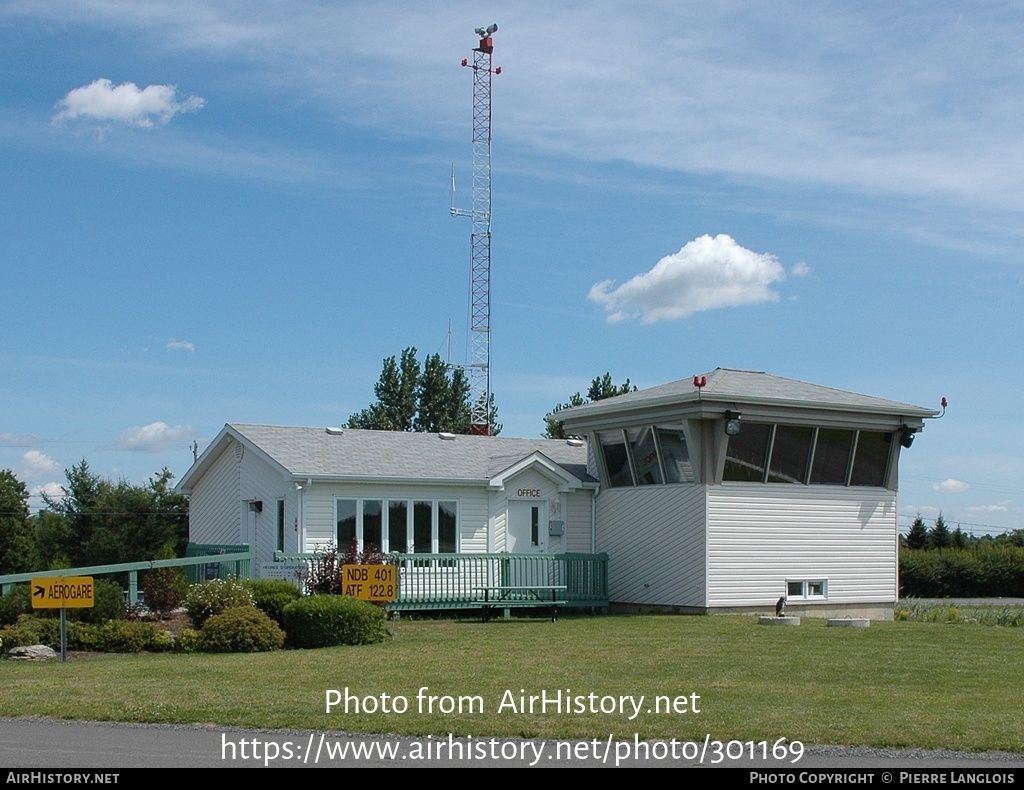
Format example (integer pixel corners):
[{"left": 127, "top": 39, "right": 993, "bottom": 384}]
[{"left": 472, "top": 585, "right": 568, "bottom": 622}]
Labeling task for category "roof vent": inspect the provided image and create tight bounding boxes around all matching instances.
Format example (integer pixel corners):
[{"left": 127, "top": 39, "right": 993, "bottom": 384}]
[
  {"left": 438, "top": 432, "right": 457, "bottom": 441},
  {"left": 565, "top": 437, "right": 584, "bottom": 447},
  {"left": 325, "top": 427, "right": 345, "bottom": 436}
]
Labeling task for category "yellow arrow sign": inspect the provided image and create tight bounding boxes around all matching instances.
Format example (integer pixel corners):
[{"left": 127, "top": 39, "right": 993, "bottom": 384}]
[{"left": 31, "top": 576, "right": 95, "bottom": 609}]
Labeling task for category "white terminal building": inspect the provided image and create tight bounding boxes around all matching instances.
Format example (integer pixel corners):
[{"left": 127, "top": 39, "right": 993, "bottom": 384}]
[{"left": 179, "top": 368, "right": 937, "bottom": 619}]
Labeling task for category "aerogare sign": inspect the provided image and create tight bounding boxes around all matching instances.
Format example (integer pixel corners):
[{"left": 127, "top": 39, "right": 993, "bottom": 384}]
[{"left": 31, "top": 576, "right": 95, "bottom": 609}]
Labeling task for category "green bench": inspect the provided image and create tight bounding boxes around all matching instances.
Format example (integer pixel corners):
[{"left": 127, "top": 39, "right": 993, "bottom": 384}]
[{"left": 472, "top": 585, "right": 568, "bottom": 622}]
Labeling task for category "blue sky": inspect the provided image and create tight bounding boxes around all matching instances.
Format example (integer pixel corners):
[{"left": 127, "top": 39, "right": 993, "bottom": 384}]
[{"left": 1, "top": 2, "right": 1021, "bottom": 535}]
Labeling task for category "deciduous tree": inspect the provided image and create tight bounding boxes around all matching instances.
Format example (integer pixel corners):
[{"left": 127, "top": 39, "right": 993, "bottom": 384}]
[
  {"left": 0, "top": 469, "right": 35, "bottom": 574},
  {"left": 41, "top": 461, "right": 189, "bottom": 567}
]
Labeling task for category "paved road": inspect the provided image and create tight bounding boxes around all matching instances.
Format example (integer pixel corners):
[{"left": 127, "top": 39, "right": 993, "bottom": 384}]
[{"left": 2, "top": 718, "right": 1023, "bottom": 769}]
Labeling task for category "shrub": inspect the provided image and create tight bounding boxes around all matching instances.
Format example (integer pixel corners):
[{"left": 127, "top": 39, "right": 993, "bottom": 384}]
[
  {"left": 143, "top": 543, "right": 188, "bottom": 618},
  {"left": 283, "top": 594, "right": 387, "bottom": 649},
  {"left": 184, "top": 577, "right": 255, "bottom": 628},
  {"left": 176, "top": 628, "right": 202, "bottom": 654},
  {"left": 0, "top": 615, "right": 172, "bottom": 654},
  {"left": 0, "top": 585, "right": 31, "bottom": 626},
  {"left": 0, "top": 615, "right": 63, "bottom": 652},
  {"left": 1, "top": 616, "right": 56, "bottom": 653},
  {"left": 304, "top": 540, "right": 392, "bottom": 599},
  {"left": 900, "top": 546, "right": 1024, "bottom": 597},
  {"left": 243, "top": 579, "right": 302, "bottom": 627},
  {"left": 90, "top": 620, "right": 174, "bottom": 653},
  {"left": 199, "top": 606, "right": 284, "bottom": 653},
  {"left": 70, "top": 578, "right": 126, "bottom": 624}
]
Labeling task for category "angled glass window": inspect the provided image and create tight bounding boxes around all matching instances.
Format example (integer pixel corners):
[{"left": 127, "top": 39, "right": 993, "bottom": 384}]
[
  {"left": 767, "top": 425, "right": 814, "bottom": 484},
  {"left": 724, "top": 423, "right": 772, "bottom": 482},
  {"left": 628, "top": 427, "right": 662, "bottom": 485},
  {"left": 657, "top": 427, "right": 694, "bottom": 484},
  {"left": 810, "top": 429, "right": 855, "bottom": 484},
  {"left": 599, "top": 431, "right": 634, "bottom": 487},
  {"left": 850, "top": 431, "right": 892, "bottom": 487}
]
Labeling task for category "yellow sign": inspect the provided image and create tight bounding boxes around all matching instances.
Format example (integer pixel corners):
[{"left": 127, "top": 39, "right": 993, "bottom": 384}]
[
  {"left": 341, "top": 565, "right": 397, "bottom": 602},
  {"left": 31, "top": 576, "right": 95, "bottom": 609}
]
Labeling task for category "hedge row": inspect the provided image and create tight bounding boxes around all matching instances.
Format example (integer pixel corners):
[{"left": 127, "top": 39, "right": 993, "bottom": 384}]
[{"left": 900, "top": 546, "right": 1024, "bottom": 598}]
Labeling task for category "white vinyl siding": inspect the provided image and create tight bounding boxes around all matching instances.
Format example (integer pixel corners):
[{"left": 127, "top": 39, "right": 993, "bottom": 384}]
[
  {"left": 565, "top": 491, "right": 594, "bottom": 553},
  {"left": 188, "top": 440, "right": 243, "bottom": 546},
  {"left": 706, "top": 484, "right": 897, "bottom": 607},
  {"left": 595, "top": 484, "right": 706, "bottom": 607},
  {"left": 240, "top": 448, "right": 292, "bottom": 568}
]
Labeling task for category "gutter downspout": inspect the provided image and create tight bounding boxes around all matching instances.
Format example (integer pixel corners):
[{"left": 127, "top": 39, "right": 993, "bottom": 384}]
[{"left": 591, "top": 485, "right": 599, "bottom": 554}]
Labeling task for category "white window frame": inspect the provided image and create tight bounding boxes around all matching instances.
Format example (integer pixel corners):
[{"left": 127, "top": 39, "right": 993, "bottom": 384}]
[
  {"left": 786, "top": 579, "right": 828, "bottom": 600},
  {"left": 334, "top": 496, "right": 460, "bottom": 554}
]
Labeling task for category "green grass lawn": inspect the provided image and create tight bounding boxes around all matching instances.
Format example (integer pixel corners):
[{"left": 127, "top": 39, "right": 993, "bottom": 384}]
[{"left": 2, "top": 614, "right": 1022, "bottom": 753}]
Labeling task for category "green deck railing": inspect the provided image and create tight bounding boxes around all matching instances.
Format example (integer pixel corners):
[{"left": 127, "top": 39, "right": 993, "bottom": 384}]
[
  {"left": 0, "top": 545, "right": 254, "bottom": 604},
  {"left": 273, "top": 551, "right": 609, "bottom": 613}
]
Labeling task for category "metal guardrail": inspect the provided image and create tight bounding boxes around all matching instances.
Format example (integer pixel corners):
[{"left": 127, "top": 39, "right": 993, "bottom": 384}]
[
  {"left": 273, "top": 551, "right": 609, "bottom": 613},
  {"left": 0, "top": 546, "right": 254, "bottom": 604}
]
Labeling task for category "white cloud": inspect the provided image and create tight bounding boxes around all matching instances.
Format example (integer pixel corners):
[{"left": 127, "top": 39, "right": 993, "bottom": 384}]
[
  {"left": 17, "top": 450, "right": 61, "bottom": 479},
  {"left": 166, "top": 339, "right": 196, "bottom": 352},
  {"left": 791, "top": 262, "right": 812, "bottom": 277},
  {"left": 589, "top": 234, "right": 787, "bottom": 324},
  {"left": 969, "top": 504, "right": 1009, "bottom": 513},
  {"left": 29, "top": 481, "right": 64, "bottom": 500},
  {"left": 115, "top": 421, "right": 192, "bottom": 452},
  {"left": 932, "top": 478, "right": 970, "bottom": 493},
  {"left": 0, "top": 432, "right": 40, "bottom": 446},
  {"left": 52, "top": 78, "right": 204, "bottom": 129}
]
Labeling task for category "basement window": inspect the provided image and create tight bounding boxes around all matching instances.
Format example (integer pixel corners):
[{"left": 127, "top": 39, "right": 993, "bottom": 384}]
[{"left": 787, "top": 579, "right": 828, "bottom": 599}]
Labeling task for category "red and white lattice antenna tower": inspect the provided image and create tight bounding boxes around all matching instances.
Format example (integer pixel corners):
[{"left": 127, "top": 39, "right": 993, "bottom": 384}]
[{"left": 451, "top": 23, "right": 500, "bottom": 435}]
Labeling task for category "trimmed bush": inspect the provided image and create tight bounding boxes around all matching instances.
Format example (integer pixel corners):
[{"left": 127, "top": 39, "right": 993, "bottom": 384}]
[
  {"left": 91, "top": 620, "right": 174, "bottom": 653},
  {"left": 0, "top": 615, "right": 172, "bottom": 654},
  {"left": 199, "top": 606, "right": 284, "bottom": 653},
  {"left": 176, "top": 628, "right": 202, "bottom": 654},
  {"left": 184, "top": 577, "right": 255, "bottom": 628},
  {"left": 243, "top": 579, "right": 302, "bottom": 627},
  {"left": 283, "top": 594, "right": 387, "bottom": 649}
]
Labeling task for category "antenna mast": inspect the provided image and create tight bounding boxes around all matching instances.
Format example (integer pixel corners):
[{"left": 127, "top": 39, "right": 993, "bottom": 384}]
[{"left": 452, "top": 24, "right": 500, "bottom": 435}]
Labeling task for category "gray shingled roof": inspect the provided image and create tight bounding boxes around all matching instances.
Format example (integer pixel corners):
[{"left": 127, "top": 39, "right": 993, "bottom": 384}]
[
  {"left": 557, "top": 368, "right": 938, "bottom": 422},
  {"left": 227, "top": 424, "right": 594, "bottom": 483}
]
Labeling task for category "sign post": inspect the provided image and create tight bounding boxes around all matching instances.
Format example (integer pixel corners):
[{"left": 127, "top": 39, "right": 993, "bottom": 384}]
[{"left": 31, "top": 576, "right": 95, "bottom": 661}]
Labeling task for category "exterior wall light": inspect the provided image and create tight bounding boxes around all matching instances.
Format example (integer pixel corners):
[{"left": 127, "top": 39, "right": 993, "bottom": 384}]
[
  {"left": 900, "top": 428, "right": 916, "bottom": 448},
  {"left": 724, "top": 410, "right": 742, "bottom": 436}
]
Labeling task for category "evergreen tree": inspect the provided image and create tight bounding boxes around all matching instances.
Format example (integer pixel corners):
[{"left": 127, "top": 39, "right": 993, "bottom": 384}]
[
  {"left": 0, "top": 469, "right": 36, "bottom": 574},
  {"left": 950, "top": 525, "right": 969, "bottom": 550},
  {"left": 347, "top": 348, "right": 421, "bottom": 431},
  {"left": 42, "top": 462, "right": 189, "bottom": 567},
  {"left": 544, "top": 373, "right": 636, "bottom": 439},
  {"left": 905, "top": 515, "right": 929, "bottom": 550},
  {"left": 929, "top": 513, "right": 952, "bottom": 550},
  {"left": 346, "top": 347, "right": 497, "bottom": 435}
]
